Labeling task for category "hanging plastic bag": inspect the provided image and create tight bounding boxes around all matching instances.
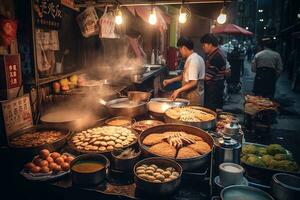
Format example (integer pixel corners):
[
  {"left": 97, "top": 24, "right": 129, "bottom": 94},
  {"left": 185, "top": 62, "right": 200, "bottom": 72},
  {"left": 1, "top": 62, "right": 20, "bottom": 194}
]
[
  {"left": 99, "top": 6, "right": 118, "bottom": 38},
  {"left": 76, "top": 6, "right": 99, "bottom": 38},
  {"left": 0, "top": 19, "right": 18, "bottom": 46}
]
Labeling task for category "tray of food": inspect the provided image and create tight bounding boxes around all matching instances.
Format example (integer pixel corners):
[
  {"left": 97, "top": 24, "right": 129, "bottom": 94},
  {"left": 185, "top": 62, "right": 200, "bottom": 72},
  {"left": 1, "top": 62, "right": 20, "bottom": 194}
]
[
  {"left": 241, "top": 143, "right": 300, "bottom": 180},
  {"left": 9, "top": 125, "right": 70, "bottom": 155},
  {"left": 138, "top": 124, "right": 213, "bottom": 171},
  {"left": 132, "top": 120, "right": 164, "bottom": 133},
  {"left": 164, "top": 106, "right": 216, "bottom": 130},
  {"left": 21, "top": 149, "right": 75, "bottom": 181},
  {"left": 68, "top": 125, "right": 138, "bottom": 154}
]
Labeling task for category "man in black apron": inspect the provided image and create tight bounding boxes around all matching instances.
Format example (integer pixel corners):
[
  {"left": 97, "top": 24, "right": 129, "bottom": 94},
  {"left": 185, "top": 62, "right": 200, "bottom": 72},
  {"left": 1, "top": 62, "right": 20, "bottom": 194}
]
[
  {"left": 200, "top": 34, "right": 226, "bottom": 111},
  {"left": 163, "top": 37, "right": 205, "bottom": 105}
]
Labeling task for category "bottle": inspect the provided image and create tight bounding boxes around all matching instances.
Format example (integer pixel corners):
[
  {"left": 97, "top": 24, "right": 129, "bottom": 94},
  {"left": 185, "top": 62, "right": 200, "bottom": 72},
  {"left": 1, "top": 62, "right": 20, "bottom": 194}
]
[{"left": 151, "top": 49, "right": 155, "bottom": 64}]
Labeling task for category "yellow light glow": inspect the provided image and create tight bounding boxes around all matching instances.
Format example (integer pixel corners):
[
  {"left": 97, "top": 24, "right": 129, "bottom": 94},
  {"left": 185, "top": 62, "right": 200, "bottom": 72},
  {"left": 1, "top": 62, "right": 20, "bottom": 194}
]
[
  {"left": 149, "top": 9, "right": 157, "bottom": 25},
  {"left": 179, "top": 12, "right": 187, "bottom": 24},
  {"left": 217, "top": 13, "right": 227, "bottom": 24},
  {"left": 115, "top": 8, "right": 123, "bottom": 25}
]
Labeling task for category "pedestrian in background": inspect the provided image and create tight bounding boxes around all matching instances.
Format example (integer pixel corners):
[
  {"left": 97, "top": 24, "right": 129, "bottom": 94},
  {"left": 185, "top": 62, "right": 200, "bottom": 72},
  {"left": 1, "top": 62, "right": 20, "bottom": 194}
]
[{"left": 251, "top": 37, "right": 283, "bottom": 98}]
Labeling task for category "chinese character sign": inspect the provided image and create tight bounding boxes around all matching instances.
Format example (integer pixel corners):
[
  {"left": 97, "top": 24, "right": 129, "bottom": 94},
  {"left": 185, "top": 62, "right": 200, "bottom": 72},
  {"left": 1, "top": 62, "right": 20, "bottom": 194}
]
[
  {"left": 34, "top": 0, "right": 62, "bottom": 29},
  {"left": 1, "top": 94, "right": 33, "bottom": 137},
  {"left": 4, "top": 54, "right": 21, "bottom": 89}
]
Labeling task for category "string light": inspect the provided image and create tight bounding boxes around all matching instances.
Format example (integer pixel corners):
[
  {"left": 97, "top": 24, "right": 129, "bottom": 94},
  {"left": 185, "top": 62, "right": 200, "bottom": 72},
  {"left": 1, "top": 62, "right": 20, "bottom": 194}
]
[
  {"left": 115, "top": 6, "right": 123, "bottom": 25},
  {"left": 217, "top": 7, "right": 227, "bottom": 24},
  {"left": 178, "top": 0, "right": 189, "bottom": 24},
  {"left": 149, "top": 7, "right": 157, "bottom": 25}
]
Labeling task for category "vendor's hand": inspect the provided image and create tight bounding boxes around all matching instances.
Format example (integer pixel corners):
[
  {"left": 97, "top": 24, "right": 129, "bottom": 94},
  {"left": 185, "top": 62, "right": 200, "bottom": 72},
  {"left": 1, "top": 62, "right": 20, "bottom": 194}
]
[
  {"left": 170, "top": 90, "right": 180, "bottom": 101},
  {"left": 163, "top": 79, "right": 170, "bottom": 87}
]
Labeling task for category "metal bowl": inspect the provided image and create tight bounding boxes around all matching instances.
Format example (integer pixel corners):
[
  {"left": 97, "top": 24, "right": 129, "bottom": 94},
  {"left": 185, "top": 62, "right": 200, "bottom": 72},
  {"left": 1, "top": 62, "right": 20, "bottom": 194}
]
[
  {"left": 8, "top": 125, "right": 70, "bottom": 156},
  {"left": 134, "top": 157, "right": 182, "bottom": 195},
  {"left": 111, "top": 147, "right": 141, "bottom": 172},
  {"left": 105, "top": 116, "right": 135, "bottom": 128},
  {"left": 221, "top": 185, "right": 275, "bottom": 200},
  {"left": 105, "top": 98, "right": 148, "bottom": 117},
  {"left": 271, "top": 173, "right": 300, "bottom": 200},
  {"left": 128, "top": 91, "right": 151, "bottom": 102},
  {"left": 70, "top": 154, "right": 110, "bottom": 186},
  {"left": 138, "top": 124, "right": 214, "bottom": 171},
  {"left": 132, "top": 120, "right": 165, "bottom": 134},
  {"left": 164, "top": 106, "right": 217, "bottom": 130}
]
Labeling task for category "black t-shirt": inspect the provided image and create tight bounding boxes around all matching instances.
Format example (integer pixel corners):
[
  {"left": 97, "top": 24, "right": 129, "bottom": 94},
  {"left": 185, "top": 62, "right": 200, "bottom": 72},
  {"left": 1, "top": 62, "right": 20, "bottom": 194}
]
[{"left": 205, "top": 48, "right": 226, "bottom": 81}]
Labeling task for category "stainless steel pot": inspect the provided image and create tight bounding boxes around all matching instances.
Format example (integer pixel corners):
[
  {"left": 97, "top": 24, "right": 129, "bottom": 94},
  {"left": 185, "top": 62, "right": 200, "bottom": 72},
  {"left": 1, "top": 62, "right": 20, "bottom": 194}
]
[
  {"left": 221, "top": 185, "right": 275, "bottom": 200},
  {"left": 70, "top": 154, "right": 110, "bottom": 185},
  {"left": 138, "top": 124, "right": 214, "bottom": 171},
  {"left": 134, "top": 157, "right": 182, "bottom": 195},
  {"left": 128, "top": 91, "right": 151, "bottom": 102},
  {"left": 164, "top": 106, "right": 217, "bottom": 130},
  {"left": 271, "top": 173, "right": 300, "bottom": 200},
  {"left": 111, "top": 147, "right": 141, "bottom": 172},
  {"left": 102, "top": 98, "right": 148, "bottom": 117}
]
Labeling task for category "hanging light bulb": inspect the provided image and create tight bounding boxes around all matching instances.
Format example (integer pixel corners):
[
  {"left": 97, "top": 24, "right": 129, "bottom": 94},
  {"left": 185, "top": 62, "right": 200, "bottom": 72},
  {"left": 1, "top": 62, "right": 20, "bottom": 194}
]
[
  {"left": 149, "top": 7, "right": 157, "bottom": 25},
  {"left": 115, "top": 6, "right": 123, "bottom": 25},
  {"left": 217, "top": 7, "right": 227, "bottom": 24},
  {"left": 179, "top": 7, "right": 187, "bottom": 24}
]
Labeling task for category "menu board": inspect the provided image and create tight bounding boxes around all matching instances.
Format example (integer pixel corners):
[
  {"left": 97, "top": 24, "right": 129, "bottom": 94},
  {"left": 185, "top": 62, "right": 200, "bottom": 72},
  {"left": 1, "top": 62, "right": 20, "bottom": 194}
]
[
  {"left": 33, "top": 0, "right": 62, "bottom": 29},
  {"left": 1, "top": 94, "right": 33, "bottom": 138}
]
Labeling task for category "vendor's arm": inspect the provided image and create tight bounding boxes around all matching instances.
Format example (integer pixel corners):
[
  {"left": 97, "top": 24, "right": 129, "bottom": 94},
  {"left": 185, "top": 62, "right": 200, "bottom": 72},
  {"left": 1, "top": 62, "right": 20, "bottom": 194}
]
[
  {"left": 171, "top": 80, "right": 198, "bottom": 100},
  {"left": 163, "top": 74, "right": 183, "bottom": 87}
]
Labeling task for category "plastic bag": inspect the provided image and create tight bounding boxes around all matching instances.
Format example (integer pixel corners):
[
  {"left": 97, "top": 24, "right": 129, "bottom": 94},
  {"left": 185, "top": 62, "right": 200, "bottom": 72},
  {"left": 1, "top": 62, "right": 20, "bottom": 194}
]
[
  {"left": 99, "top": 6, "right": 118, "bottom": 38},
  {"left": 76, "top": 7, "right": 99, "bottom": 38}
]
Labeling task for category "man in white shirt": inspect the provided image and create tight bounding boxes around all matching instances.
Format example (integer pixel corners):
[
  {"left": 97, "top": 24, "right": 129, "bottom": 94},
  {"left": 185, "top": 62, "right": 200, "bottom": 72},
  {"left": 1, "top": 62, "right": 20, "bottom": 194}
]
[{"left": 163, "top": 37, "right": 205, "bottom": 105}]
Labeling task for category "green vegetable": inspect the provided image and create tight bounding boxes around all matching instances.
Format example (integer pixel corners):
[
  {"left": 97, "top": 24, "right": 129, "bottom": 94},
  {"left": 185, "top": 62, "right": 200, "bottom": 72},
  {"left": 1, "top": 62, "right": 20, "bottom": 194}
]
[
  {"left": 246, "top": 156, "right": 266, "bottom": 167},
  {"left": 274, "top": 154, "right": 293, "bottom": 161},
  {"left": 257, "top": 147, "right": 267, "bottom": 156},
  {"left": 242, "top": 145, "right": 258, "bottom": 155},
  {"left": 261, "top": 155, "right": 274, "bottom": 166},
  {"left": 266, "top": 144, "right": 286, "bottom": 155}
]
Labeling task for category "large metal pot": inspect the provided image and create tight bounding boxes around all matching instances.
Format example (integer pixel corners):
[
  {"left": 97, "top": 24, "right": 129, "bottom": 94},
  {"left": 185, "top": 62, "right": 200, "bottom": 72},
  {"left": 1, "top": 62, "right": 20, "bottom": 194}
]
[
  {"left": 271, "top": 173, "right": 300, "bottom": 200},
  {"left": 70, "top": 154, "right": 110, "bottom": 185},
  {"left": 134, "top": 157, "right": 182, "bottom": 195},
  {"left": 164, "top": 106, "right": 217, "bottom": 130},
  {"left": 128, "top": 91, "right": 151, "bottom": 102},
  {"left": 104, "top": 98, "right": 148, "bottom": 117},
  {"left": 220, "top": 185, "right": 275, "bottom": 200},
  {"left": 8, "top": 125, "right": 70, "bottom": 156},
  {"left": 138, "top": 124, "right": 214, "bottom": 171}
]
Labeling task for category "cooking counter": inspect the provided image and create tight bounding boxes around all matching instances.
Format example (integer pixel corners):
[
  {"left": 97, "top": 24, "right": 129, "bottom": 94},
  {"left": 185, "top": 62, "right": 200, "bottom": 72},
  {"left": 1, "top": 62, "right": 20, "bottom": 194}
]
[{"left": 133, "top": 66, "right": 167, "bottom": 84}]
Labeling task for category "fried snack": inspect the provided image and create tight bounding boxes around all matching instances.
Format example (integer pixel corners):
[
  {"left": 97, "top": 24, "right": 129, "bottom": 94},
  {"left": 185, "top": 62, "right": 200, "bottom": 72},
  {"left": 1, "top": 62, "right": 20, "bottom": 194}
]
[
  {"left": 143, "top": 134, "right": 166, "bottom": 146},
  {"left": 177, "top": 147, "right": 200, "bottom": 159},
  {"left": 148, "top": 142, "right": 177, "bottom": 158},
  {"left": 187, "top": 134, "right": 203, "bottom": 141},
  {"left": 188, "top": 141, "right": 211, "bottom": 155}
]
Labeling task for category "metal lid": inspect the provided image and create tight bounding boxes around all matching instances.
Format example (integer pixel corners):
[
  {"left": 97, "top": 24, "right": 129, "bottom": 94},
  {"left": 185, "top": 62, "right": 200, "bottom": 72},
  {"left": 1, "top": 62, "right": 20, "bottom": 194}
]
[{"left": 216, "top": 136, "right": 239, "bottom": 148}]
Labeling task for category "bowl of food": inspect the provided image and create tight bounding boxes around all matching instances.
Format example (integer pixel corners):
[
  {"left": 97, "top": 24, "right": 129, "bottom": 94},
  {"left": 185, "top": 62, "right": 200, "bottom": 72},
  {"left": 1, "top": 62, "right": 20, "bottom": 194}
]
[
  {"left": 70, "top": 154, "right": 110, "bottom": 185},
  {"left": 111, "top": 147, "right": 141, "bottom": 171},
  {"left": 241, "top": 143, "right": 300, "bottom": 182},
  {"left": 138, "top": 124, "right": 213, "bottom": 170},
  {"left": 164, "top": 106, "right": 216, "bottom": 130},
  {"left": 21, "top": 149, "right": 75, "bottom": 181},
  {"left": 9, "top": 125, "right": 70, "bottom": 156},
  {"left": 134, "top": 157, "right": 182, "bottom": 195},
  {"left": 68, "top": 125, "right": 138, "bottom": 154},
  {"left": 132, "top": 120, "right": 164, "bottom": 134},
  {"left": 105, "top": 116, "right": 134, "bottom": 128}
]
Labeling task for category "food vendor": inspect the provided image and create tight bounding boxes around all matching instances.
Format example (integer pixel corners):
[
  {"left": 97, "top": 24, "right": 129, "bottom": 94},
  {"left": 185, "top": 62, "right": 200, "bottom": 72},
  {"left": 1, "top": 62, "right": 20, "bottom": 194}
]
[
  {"left": 163, "top": 37, "right": 205, "bottom": 106},
  {"left": 200, "top": 33, "right": 227, "bottom": 111}
]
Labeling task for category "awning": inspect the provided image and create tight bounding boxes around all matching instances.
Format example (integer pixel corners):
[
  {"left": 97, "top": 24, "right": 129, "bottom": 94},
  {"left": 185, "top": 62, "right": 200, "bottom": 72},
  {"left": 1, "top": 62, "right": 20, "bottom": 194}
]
[{"left": 212, "top": 23, "right": 254, "bottom": 36}]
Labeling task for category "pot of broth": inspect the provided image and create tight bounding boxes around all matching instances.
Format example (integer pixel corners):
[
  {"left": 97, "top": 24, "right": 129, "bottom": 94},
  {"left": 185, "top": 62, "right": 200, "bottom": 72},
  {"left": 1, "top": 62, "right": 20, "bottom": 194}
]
[{"left": 70, "top": 154, "right": 110, "bottom": 185}]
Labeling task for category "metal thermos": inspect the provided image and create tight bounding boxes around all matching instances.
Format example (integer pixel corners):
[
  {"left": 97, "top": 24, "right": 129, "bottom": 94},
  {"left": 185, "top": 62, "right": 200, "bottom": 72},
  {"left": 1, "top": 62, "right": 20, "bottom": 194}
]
[{"left": 210, "top": 135, "right": 242, "bottom": 195}]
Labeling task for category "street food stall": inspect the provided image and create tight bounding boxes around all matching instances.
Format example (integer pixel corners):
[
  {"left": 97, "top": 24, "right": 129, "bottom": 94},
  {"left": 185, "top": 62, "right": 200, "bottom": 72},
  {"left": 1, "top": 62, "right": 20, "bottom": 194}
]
[{"left": 1, "top": 1, "right": 300, "bottom": 200}]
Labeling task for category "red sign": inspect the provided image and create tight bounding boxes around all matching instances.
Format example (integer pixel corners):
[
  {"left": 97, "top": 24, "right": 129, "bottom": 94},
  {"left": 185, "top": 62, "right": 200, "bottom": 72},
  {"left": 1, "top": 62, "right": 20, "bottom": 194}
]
[{"left": 4, "top": 54, "right": 21, "bottom": 89}]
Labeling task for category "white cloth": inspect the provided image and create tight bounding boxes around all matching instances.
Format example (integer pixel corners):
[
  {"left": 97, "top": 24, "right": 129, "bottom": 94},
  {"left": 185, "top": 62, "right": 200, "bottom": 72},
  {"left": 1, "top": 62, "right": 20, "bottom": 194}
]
[{"left": 183, "top": 52, "right": 205, "bottom": 82}]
